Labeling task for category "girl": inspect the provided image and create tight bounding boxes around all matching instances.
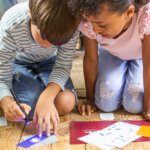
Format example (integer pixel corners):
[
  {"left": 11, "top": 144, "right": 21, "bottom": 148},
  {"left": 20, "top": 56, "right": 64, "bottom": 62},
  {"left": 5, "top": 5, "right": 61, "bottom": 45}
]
[{"left": 68, "top": 0, "right": 150, "bottom": 120}]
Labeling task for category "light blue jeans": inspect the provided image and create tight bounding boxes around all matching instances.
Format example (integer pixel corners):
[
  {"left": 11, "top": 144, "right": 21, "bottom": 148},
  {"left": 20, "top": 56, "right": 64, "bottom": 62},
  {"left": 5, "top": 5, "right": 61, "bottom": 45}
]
[
  {"left": 95, "top": 48, "right": 144, "bottom": 114},
  {"left": 12, "top": 57, "right": 75, "bottom": 118}
]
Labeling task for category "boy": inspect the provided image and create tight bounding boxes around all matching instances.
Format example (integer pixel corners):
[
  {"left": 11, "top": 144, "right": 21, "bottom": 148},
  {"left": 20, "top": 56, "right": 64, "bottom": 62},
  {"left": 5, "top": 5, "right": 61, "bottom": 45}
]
[{"left": 0, "top": 0, "right": 79, "bottom": 137}]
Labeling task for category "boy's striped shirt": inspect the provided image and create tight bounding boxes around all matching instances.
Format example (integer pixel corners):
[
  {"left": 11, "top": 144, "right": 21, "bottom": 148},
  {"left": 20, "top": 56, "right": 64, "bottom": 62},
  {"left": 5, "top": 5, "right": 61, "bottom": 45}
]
[{"left": 0, "top": 2, "right": 79, "bottom": 100}]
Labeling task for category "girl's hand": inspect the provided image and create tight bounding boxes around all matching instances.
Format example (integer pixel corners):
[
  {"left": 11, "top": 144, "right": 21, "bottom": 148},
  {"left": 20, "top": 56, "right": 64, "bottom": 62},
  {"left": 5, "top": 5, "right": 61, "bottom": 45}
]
[
  {"left": 78, "top": 100, "right": 97, "bottom": 115},
  {"left": 143, "top": 110, "right": 150, "bottom": 121},
  {"left": 0, "top": 97, "right": 31, "bottom": 122}
]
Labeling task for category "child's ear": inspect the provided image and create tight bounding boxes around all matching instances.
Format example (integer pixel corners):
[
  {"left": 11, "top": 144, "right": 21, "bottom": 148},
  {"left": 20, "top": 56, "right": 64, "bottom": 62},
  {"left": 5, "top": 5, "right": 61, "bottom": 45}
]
[{"left": 126, "top": 5, "right": 135, "bottom": 19}]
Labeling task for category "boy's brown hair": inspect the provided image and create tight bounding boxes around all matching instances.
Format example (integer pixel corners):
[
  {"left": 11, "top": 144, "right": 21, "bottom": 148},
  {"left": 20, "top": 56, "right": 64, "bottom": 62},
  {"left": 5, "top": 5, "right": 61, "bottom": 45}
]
[{"left": 29, "top": 0, "right": 80, "bottom": 45}]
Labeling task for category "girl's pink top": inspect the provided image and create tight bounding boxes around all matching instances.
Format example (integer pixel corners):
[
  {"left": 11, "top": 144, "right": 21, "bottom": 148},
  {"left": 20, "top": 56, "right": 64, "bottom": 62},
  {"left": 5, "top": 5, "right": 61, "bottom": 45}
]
[{"left": 79, "top": 3, "right": 150, "bottom": 60}]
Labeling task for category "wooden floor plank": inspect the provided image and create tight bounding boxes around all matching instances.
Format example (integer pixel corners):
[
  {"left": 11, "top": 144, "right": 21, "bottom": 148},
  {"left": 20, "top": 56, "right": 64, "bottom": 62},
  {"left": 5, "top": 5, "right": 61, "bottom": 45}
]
[
  {"left": 122, "top": 142, "right": 148, "bottom": 150},
  {"left": 0, "top": 122, "right": 25, "bottom": 150},
  {"left": 52, "top": 134, "right": 85, "bottom": 150},
  {"left": 1, "top": 51, "right": 150, "bottom": 150},
  {"left": 1, "top": 104, "right": 150, "bottom": 150},
  {"left": 142, "top": 142, "right": 150, "bottom": 149},
  {"left": 52, "top": 113, "right": 85, "bottom": 150},
  {"left": 0, "top": 109, "right": 25, "bottom": 150},
  {"left": 114, "top": 109, "right": 143, "bottom": 120},
  {"left": 86, "top": 144, "right": 120, "bottom": 150}
]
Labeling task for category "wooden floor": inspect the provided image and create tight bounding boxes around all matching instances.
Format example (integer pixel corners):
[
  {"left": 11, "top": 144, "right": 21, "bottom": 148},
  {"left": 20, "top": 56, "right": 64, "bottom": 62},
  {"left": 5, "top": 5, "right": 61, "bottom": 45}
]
[
  {"left": 0, "top": 52, "right": 150, "bottom": 150},
  {"left": 1, "top": 108, "right": 150, "bottom": 150}
]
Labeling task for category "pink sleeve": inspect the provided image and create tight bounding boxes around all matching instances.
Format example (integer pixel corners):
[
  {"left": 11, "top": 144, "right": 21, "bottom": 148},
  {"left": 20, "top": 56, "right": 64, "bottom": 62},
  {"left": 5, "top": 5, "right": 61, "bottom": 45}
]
[
  {"left": 139, "top": 3, "right": 150, "bottom": 36},
  {"left": 78, "top": 21, "right": 97, "bottom": 39}
]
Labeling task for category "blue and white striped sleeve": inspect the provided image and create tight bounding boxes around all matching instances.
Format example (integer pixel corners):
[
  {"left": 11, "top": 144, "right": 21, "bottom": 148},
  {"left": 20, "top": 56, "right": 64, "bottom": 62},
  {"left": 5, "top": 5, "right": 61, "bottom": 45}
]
[
  {"left": 48, "top": 31, "right": 80, "bottom": 90},
  {"left": 0, "top": 21, "right": 17, "bottom": 101}
]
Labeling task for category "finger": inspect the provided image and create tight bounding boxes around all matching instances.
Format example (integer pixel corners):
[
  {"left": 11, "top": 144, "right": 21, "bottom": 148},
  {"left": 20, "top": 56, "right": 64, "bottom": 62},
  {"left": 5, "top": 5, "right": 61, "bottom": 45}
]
[
  {"left": 143, "top": 112, "right": 150, "bottom": 120},
  {"left": 5, "top": 111, "right": 18, "bottom": 121},
  {"left": 44, "top": 116, "right": 51, "bottom": 137},
  {"left": 11, "top": 104, "right": 25, "bottom": 119},
  {"left": 37, "top": 116, "right": 44, "bottom": 137},
  {"left": 20, "top": 103, "right": 31, "bottom": 114},
  {"left": 8, "top": 105, "right": 24, "bottom": 121},
  {"left": 55, "top": 112, "right": 60, "bottom": 124},
  {"left": 51, "top": 115, "right": 58, "bottom": 135},
  {"left": 33, "top": 113, "right": 38, "bottom": 131},
  {"left": 77, "top": 103, "right": 82, "bottom": 114},
  {"left": 91, "top": 106, "right": 97, "bottom": 113},
  {"left": 81, "top": 105, "right": 86, "bottom": 115},
  {"left": 86, "top": 105, "right": 92, "bottom": 115}
]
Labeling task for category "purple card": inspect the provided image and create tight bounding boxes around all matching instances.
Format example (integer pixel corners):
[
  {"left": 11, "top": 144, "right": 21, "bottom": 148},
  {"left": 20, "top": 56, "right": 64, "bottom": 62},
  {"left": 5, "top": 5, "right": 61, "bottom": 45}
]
[{"left": 17, "top": 132, "right": 48, "bottom": 148}]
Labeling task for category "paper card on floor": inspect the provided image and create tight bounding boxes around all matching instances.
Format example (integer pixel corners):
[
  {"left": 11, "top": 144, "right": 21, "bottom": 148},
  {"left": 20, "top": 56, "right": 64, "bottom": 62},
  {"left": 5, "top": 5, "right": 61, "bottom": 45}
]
[
  {"left": 78, "top": 122, "right": 141, "bottom": 149},
  {"left": 22, "top": 133, "right": 57, "bottom": 148},
  {"left": 79, "top": 134, "right": 114, "bottom": 150},
  {"left": 17, "top": 132, "right": 50, "bottom": 148},
  {"left": 98, "top": 122, "right": 141, "bottom": 148},
  {"left": 0, "top": 117, "right": 7, "bottom": 126},
  {"left": 100, "top": 113, "right": 115, "bottom": 120},
  {"left": 70, "top": 121, "right": 150, "bottom": 144},
  {"left": 137, "top": 126, "right": 150, "bottom": 137}
]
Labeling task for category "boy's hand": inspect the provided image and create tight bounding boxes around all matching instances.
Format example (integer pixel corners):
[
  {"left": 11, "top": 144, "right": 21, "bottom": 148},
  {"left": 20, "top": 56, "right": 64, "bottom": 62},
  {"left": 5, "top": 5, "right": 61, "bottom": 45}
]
[
  {"left": 78, "top": 100, "right": 97, "bottom": 115},
  {"left": 0, "top": 96, "right": 31, "bottom": 122},
  {"left": 33, "top": 97, "right": 60, "bottom": 137}
]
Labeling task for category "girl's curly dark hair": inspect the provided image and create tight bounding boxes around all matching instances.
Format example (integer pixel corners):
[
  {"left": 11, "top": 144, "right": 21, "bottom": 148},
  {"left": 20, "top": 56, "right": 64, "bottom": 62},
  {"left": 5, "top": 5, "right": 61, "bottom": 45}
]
[{"left": 68, "top": 0, "right": 150, "bottom": 16}]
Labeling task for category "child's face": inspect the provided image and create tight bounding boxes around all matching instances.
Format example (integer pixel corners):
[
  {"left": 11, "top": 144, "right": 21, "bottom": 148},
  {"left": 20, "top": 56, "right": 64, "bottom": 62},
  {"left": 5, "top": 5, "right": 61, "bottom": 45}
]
[
  {"left": 30, "top": 22, "right": 52, "bottom": 48},
  {"left": 84, "top": 4, "right": 134, "bottom": 39}
]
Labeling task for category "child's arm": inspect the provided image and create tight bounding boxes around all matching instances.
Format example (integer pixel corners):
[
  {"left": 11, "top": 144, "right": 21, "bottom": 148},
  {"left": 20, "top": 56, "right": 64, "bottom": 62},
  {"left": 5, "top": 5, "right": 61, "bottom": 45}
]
[
  {"left": 0, "top": 17, "right": 31, "bottom": 122},
  {"left": 78, "top": 36, "right": 98, "bottom": 115},
  {"left": 33, "top": 31, "right": 79, "bottom": 136},
  {"left": 142, "top": 34, "right": 150, "bottom": 121},
  {"left": 33, "top": 82, "right": 61, "bottom": 137}
]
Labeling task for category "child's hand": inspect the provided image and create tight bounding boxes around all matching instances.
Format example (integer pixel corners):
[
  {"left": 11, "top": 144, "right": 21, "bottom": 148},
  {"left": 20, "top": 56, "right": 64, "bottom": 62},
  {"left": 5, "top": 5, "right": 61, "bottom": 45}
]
[
  {"left": 143, "top": 102, "right": 150, "bottom": 121},
  {"left": 33, "top": 97, "right": 60, "bottom": 137},
  {"left": 143, "top": 110, "right": 150, "bottom": 121},
  {"left": 0, "top": 96, "right": 31, "bottom": 122},
  {"left": 78, "top": 100, "right": 97, "bottom": 115}
]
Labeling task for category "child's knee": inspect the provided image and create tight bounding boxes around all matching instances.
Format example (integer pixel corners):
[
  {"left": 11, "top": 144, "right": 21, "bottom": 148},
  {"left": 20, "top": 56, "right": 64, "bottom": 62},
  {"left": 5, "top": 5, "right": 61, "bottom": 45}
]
[
  {"left": 123, "top": 101, "right": 143, "bottom": 114},
  {"left": 95, "top": 94, "right": 120, "bottom": 112},
  {"left": 95, "top": 99, "right": 119, "bottom": 112},
  {"left": 55, "top": 90, "right": 75, "bottom": 115},
  {"left": 95, "top": 81, "right": 121, "bottom": 112},
  {"left": 122, "top": 83, "right": 143, "bottom": 114}
]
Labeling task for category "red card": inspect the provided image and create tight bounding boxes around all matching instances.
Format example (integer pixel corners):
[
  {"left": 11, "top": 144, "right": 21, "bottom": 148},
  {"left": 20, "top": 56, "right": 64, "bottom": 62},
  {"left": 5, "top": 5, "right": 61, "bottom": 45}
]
[{"left": 70, "top": 120, "right": 150, "bottom": 144}]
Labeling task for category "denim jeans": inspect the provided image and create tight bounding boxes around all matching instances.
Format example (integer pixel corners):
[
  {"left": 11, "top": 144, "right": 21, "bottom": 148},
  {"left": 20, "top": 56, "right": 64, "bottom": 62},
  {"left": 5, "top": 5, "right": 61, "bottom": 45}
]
[
  {"left": 95, "top": 48, "right": 144, "bottom": 114},
  {"left": 12, "top": 57, "right": 75, "bottom": 118},
  {"left": 0, "top": 0, "right": 17, "bottom": 18}
]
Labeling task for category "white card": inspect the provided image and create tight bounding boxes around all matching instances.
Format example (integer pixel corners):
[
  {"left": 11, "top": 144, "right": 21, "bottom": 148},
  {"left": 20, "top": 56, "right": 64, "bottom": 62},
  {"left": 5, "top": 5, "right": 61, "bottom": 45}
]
[
  {"left": 79, "top": 134, "right": 114, "bottom": 150},
  {"left": 100, "top": 122, "right": 141, "bottom": 148},
  {"left": 78, "top": 122, "right": 141, "bottom": 149},
  {"left": 0, "top": 117, "right": 7, "bottom": 126},
  {"left": 100, "top": 113, "right": 115, "bottom": 120},
  {"left": 22, "top": 134, "right": 57, "bottom": 148}
]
